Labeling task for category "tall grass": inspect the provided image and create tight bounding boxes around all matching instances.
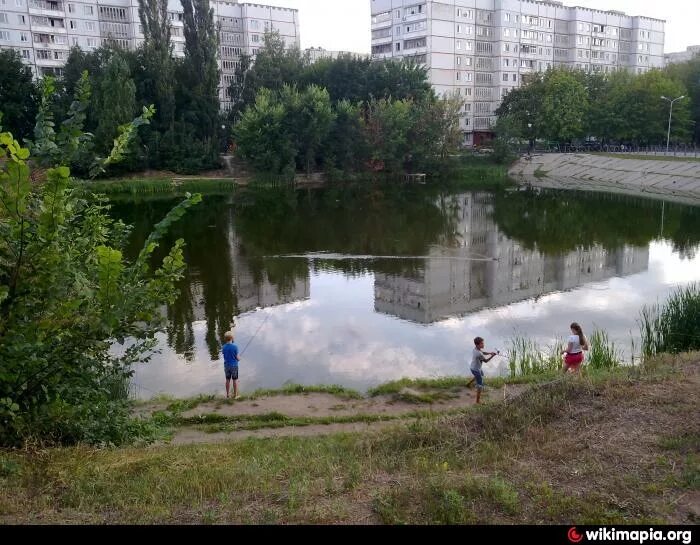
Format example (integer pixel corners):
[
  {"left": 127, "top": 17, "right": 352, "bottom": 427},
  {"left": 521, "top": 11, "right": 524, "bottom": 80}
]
[
  {"left": 506, "top": 336, "right": 563, "bottom": 378},
  {"left": 74, "top": 179, "right": 238, "bottom": 195},
  {"left": 586, "top": 330, "right": 621, "bottom": 370},
  {"left": 640, "top": 283, "right": 700, "bottom": 358}
]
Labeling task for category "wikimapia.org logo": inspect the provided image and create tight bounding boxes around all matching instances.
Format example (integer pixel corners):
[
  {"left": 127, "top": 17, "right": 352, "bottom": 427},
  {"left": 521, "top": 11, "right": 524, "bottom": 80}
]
[{"left": 567, "top": 527, "right": 693, "bottom": 544}]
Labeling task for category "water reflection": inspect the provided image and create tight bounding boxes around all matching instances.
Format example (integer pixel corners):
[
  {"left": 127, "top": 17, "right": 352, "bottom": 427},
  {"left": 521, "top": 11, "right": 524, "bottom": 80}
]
[
  {"left": 375, "top": 193, "right": 649, "bottom": 323},
  {"left": 109, "top": 186, "right": 700, "bottom": 397}
]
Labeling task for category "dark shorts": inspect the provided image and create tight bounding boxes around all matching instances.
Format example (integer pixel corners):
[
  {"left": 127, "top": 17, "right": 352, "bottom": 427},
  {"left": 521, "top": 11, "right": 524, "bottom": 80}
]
[
  {"left": 225, "top": 366, "right": 239, "bottom": 381},
  {"left": 471, "top": 369, "right": 484, "bottom": 390}
]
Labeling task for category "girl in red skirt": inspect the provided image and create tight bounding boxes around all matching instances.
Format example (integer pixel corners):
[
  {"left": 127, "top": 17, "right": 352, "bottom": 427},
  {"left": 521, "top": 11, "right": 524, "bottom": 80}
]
[{"left": 562, "top": 322, "right": 589, "bottom": 373}]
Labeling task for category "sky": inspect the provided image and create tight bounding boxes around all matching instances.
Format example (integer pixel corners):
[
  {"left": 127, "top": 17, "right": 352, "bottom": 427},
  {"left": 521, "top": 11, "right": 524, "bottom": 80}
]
[{"left": 252, "top": 0, "right": 698, "bottom": 55}]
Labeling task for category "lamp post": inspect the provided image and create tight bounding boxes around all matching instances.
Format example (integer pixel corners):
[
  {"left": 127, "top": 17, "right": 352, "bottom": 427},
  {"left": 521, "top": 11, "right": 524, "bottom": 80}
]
[{"left": 661, "top": 95, "right": 686, "bottom": 154}]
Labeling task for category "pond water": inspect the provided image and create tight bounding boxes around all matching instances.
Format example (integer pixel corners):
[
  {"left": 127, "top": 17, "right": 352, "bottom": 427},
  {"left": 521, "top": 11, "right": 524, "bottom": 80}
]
[{"left": 109, "top": 185, "right": 700, "bottom": 399}]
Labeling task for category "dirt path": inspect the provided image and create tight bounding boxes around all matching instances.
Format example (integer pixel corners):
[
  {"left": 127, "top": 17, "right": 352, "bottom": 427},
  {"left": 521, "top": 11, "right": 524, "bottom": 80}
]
[{"left": 155, "top": 384, "right": 529, "bottom": 445}]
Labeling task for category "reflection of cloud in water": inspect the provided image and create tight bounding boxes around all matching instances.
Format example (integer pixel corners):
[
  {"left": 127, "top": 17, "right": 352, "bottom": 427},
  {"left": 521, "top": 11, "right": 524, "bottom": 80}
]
[{"left": 132, "top": 241, "right": 700, "bottom": 399}]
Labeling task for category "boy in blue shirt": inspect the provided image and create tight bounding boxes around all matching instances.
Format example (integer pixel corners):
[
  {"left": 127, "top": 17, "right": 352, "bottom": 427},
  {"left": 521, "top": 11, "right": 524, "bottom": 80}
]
[{"left": 222, "top": 331, "right": 241, "bottom": 399}]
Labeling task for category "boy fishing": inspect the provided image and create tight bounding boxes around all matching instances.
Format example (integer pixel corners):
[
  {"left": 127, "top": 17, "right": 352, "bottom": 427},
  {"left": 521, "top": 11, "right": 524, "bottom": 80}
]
[{"left": 467, "top": 337, "right": 499, "bottom": 404}]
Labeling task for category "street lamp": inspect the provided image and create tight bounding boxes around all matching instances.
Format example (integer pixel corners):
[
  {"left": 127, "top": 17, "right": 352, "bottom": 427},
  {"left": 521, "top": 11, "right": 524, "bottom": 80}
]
[{"left": 661, "top": 95, "right": 686, "bottom": 154}]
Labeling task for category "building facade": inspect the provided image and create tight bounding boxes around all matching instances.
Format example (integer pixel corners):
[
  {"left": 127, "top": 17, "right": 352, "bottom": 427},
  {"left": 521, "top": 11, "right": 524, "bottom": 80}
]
[
  {"left": 370, "top": 0, "right": 666, "bottom": 145},
  {"left": 0, "top": 0, "right": 299, "bottom": 110},
  {"left": 665, "top": 45, "right": 700, "bottom": 65}
]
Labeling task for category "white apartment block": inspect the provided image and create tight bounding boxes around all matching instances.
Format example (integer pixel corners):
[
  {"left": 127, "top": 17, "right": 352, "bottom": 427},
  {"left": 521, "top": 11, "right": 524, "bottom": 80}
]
[
  {"left": 0, "top": 0, "right": 300, "bottom": 110},
  {"left": 665, "top": 45, "right": 700, "bottom": 65},
  {"left": 370, "top": 0, "right": 665, "bottom": 145}
]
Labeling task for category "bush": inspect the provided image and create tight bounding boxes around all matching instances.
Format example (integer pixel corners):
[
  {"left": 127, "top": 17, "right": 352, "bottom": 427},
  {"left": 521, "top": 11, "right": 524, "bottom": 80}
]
[{"left": 0, "top": 120, "right": 201, "bottom": 446}]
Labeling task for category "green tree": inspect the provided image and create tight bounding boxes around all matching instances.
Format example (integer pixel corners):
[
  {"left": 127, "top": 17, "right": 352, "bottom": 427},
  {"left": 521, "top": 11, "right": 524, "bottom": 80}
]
[
  {"left": 364, "top": 98, "right": 413, "bottom": 174},
  {"left": 0, "top": 115, "right": 201, "bottom": 446},
  {"left": 137, "top": 0, "right": 175, "bottom": 130},
  {"left": 234, "top": 88, "right": 296, "bottom": 175},
  {"left": 323, "top": 100, "right": 366, "bottom": 172},
  {"left": 230, "top": 31, "right": 306, "bottom": 113},
  {"left": 94, "top": 53, "right": 137, "bottom": 155},
  {"left": 665, "top": 57, "right": 700, "bottom": 144},
  {"left": 180, "top": 0, "right": 220, "bottom": 142},
  {"left": 538, "top": 69, "right": 589, "bottom": 142},
  {"left": 279, "top": 84, "right": 335, "bottom": 175},
  {"left": 0, "top": 50, "right": 39, "bottom": 141}
]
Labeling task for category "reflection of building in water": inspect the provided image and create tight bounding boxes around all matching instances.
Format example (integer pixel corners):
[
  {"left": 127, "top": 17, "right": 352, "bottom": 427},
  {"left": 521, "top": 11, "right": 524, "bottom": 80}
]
[
  {"left": 227, "top": 212, "right": 310, "bottom": 315},
  {"left": 374, "top": 193, "right": 649, "bottom": 323}
]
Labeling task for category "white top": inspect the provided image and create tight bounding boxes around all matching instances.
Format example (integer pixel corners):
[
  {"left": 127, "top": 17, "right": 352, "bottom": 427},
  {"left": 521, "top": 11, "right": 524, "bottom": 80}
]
[
  {"left": 568, "top": 335, "right": 583, "bottom": 354},
  {"left": 471, "top": 347, "right": 486, "bottom": 372}
]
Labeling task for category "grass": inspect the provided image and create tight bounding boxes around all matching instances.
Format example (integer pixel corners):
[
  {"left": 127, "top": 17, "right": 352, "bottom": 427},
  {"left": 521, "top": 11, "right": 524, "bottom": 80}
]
[
  {"left": 506, "top": 335, "right": 563, "bottom": 377},
  {"left": 0, "top": 354, "right": 697, "bottom": 523},
  {"left": 73, "top": 178, "right": 239, "bottom": 195},
  {"left": 240, "top": 383, "right": 363, "bottom": 401},
  {"left": 641, "top": 283, "right": 700, "bottom": 358},
  {"left": 534, "top": 167, "right": 549, "bottom": 178},
  {"left": 367, "top": 376, "right": 471, "bottom": 396},
  {"left": 184, "top": 408, "right": 471, "bottom": 433},
  {"left": 592, "top": 152, "right": 700, "bottom": 163},
  {"left": 587, "top": 330, "right": 622, "bottom": 370}
]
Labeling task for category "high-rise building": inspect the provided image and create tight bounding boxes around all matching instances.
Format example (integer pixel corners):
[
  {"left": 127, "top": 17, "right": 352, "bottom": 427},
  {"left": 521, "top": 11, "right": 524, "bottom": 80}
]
[
  {"left": 370, "top": 0, "right": 666, "bottom": 145},
  {"left": 0, "top": 0, "right": 300, "bottom": 110},
  {"left": 665, "top": 45, "right": 700, "bottom": 65}
]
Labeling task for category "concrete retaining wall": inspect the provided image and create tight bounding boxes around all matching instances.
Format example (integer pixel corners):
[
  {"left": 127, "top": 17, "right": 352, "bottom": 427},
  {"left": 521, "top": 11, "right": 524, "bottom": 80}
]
[{"left": 509, "top": 154, "right": 700, "bottom": 205}]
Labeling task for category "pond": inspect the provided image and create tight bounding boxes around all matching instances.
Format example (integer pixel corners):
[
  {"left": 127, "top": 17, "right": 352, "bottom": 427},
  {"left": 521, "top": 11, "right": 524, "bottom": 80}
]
[{"left": 109, "top": 184, "right": 700, "bottom": 399}]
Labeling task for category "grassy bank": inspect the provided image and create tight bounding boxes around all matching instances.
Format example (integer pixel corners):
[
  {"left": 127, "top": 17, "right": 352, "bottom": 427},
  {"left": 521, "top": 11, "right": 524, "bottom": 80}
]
[
  {"left": 1, "top": 354, "right": 697, "bottom": 524},
  {"left": 74, "top": 178, "right": 239, "bottom": 195}
]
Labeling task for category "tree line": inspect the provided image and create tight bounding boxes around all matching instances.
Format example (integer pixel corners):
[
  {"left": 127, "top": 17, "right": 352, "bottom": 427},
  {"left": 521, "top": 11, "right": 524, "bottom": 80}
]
[
  {"left": 0, "top": 22, "right": 463, "bottom": 178},
  {"left": 0, "top": 0, "right": 221, "bottom": 175},
  {"left": 495, "top": 59, "right": 700, "bottom": 149},
  {"left": 230, "top": 32, "right": 463, "bottom": 177}
]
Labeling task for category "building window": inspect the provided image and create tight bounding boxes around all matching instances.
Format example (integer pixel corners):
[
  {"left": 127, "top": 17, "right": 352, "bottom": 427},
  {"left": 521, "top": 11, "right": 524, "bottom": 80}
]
[
  {"left": 395, "top": 42, "right": 400, "bottom": 51},
  {"left": 502, "top": 73, "right": 508, "bottom": 82},
  {"left": 71, "top": 37, "right": 78, "bottom": 45},
  {"left": 87, "top": 38, "right": 97, "bottom": 47},
  {"left": 69, "top": 20, "right": 76, "bottom": 29},
  {"left": 512, "top": 73, "right": 517, "bottom": 82},
  {"left": 0, "top": 13, "right": 7, "bottom": 24},
  {"left": 85, "top": 21, "right": 95, "bottom": 31},
  {"left": 0, "top": 30, "right": 9, "bottom": 40},
  {"left": 83, "top": 5, "right": 92, "bottom": 15},
  {"left": 21, "top": 49, "right": 30, "bottom": 59},
  {"left": 18, "top": 14, "right": 25, "bottom": 24},
  {"left": 67, "top": 3, "right": 74, "bottom": 12},
  {"left": 20, "top": 31, "right": 28, "bottom": 41},
  {"left": 15, "top": 0, "right": 22, "bottom": 6}
]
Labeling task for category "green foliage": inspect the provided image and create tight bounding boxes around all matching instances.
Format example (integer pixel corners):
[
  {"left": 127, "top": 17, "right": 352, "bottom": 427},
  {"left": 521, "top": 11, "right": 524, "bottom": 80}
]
[
  {"left": 94, "top": 54, "right": 137, "bottom": 155},
  {"left": 0, "top": 123, "right": 201, "bottom": 446},
  {"left": 0, "top": 49, "right": 39, "bottom": 141},
  {"left": 496, "top": 67, "right": 693, "bottom": 145},
  {"left": 666, "top": 56, "right": 700, "bottom": 144},
  {"left": 91, "top": 105, "right": 155, "bottom": 178},
  {"left": 228, "top": 30, "right": 434, "bottom": 124},
  {"left": 640, "top": 283, "right": 700, "bottom": 358},
  {"left": 587, "top": 330, "right": 622, "bottom": 370},
  {"left": 507, "top": 336, "right": 563, "bottom": 377},
  {"left": 235, "top": 85, "right": 463, "bottom": 176},
  {"left": 492, "top": 188, "right": 700, "bottom": 256}
]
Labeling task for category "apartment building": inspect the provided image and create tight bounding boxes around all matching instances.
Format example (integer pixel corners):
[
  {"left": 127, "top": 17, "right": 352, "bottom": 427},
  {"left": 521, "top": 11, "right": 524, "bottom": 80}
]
[
  {"left": 370, "top": 0, "right": 665, "bottom": 145},
  {"left": 665, "top": 45, "right": 700, "bottom": 65},
  {"left": 0, "top": 0, "right": 299, "bottom": 110}
]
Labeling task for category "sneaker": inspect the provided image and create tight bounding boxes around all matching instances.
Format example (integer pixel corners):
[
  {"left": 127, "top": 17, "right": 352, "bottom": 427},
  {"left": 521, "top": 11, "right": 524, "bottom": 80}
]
[{"left": 234, "top": 395, "right": 241, "bottom": 400}]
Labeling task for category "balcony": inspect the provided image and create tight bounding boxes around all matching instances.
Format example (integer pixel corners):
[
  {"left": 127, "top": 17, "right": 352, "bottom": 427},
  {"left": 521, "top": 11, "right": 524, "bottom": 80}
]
[{"left": 28, "top": 0, "right": 64, "bottom": 14}]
